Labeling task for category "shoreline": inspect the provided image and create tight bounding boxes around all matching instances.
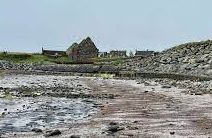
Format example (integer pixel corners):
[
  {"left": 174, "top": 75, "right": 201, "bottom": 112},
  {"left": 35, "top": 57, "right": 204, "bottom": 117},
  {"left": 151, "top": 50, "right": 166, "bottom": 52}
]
[{"left": 0, "top": 73, "right": 212, "bottom": 137}]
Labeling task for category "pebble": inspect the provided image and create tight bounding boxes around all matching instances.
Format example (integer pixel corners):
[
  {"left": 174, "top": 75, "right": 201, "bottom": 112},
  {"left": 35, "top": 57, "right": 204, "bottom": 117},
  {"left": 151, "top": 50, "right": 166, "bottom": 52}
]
[
  {"left": 161, "top": 85, "right": 172, "bottom": 89},
  {"left": 44, "top": 130, "right": 61, "bottom": 137},
  {"left": 32, "top": 128, "right": 43, "bottom": 133},
  {"left": 70, "top": 135, "right": 80, "bottom": 138}
]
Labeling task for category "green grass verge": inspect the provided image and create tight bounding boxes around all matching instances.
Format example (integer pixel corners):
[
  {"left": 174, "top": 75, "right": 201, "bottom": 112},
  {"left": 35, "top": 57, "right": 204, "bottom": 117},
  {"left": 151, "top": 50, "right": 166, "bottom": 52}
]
[
  {"left": 0, "top": 52, "right": 128, "bottom": 65},
  {"left": 93, "top": 57, "right": 127, "bottom": 66}
]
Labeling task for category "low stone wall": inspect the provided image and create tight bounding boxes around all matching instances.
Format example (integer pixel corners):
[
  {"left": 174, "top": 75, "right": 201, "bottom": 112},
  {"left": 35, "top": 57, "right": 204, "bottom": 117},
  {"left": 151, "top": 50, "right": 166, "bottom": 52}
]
[
  {"left": 118, "top": 71, "right": 212, "bottom": 81},
  {"left": 0, "top": 61, "right": 120, "bottom": 74}
]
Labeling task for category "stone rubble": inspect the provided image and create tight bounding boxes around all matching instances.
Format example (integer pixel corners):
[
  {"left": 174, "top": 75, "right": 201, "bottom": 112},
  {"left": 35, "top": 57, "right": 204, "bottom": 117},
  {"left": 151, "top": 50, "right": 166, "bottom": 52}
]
[
  {"left": 124, "top": 40, "right": 212, "bottom": 77},
  {"left": 136, "top": 78, "right": 212, "bottom": 95}
]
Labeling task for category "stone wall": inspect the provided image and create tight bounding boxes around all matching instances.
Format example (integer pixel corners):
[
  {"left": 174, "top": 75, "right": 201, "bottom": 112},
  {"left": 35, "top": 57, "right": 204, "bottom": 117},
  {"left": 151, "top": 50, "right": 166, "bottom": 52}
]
[{"left": 0, "top": 60, "right": 119, "bottom": 74}]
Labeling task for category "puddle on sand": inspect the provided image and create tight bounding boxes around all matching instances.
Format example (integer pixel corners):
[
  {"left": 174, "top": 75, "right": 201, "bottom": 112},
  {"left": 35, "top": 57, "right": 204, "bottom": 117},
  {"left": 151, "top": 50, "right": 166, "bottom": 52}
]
[{"left": 0, "top": 97, "right": 97, "bottom": 133}]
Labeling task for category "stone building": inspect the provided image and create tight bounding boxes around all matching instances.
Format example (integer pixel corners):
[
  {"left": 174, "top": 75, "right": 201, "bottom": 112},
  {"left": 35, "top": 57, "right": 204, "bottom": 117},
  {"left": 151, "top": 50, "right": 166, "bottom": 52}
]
[
  {"left": 66, "top": 37, "right": 99, "bottom": 61},
  {"left": 109, "top": 50, "right": 127, "bottom": 57},
  {"left": 135, "top": 50, "right": 156, "bottom": 57},
  {"left": 98, "top": 52, "right": 108, "bottom": 57}
]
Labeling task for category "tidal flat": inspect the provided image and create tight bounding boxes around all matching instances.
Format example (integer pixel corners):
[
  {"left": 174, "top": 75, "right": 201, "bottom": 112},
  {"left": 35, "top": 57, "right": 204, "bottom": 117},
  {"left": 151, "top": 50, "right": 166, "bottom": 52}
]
[{"left": 1, "top": 74, "right": 212, "bottom": 138}]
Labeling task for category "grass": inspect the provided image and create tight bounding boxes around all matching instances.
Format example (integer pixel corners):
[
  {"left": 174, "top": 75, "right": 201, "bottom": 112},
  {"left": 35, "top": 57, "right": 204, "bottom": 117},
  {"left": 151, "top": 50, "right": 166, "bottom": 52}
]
[
  {"left": 99, "top": 73, "right": 115, "bottom": 79},
  {"left": 3, "top": 91, "right": 13, "bottom": 100},
  {"left": 0, "top": 52, "right": 127, "bottom": 65},
  {"left": 0, "top": 52, "right": 73, "bottom": 64},
  {"left": 46, "top": 56, "right": 73, "bottom": 64},
  {"left": 93, "top": 57, "right": 127, "bottom": 66},
  {"left": 0, "top": 52, "right": 46, "bottom": 63},
  {"left": 0, "top": 70, "right": 3, "bottom": 76},
  {"left": 112, "top": 59, "right": 125, "bottom": 66},
  {"left": 0, "top": 52, "right": 33, "bottom": 62}
]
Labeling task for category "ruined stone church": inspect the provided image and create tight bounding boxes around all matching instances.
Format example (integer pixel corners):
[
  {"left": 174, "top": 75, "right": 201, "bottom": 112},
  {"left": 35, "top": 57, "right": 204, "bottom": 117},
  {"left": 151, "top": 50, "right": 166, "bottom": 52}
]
[{"left": 66, "top": 37, "right": 99, "bottom": 62}]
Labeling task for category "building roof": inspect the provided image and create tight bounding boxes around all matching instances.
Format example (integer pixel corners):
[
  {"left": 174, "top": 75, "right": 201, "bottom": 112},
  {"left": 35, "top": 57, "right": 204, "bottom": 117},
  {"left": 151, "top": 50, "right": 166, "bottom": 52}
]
[
  {"left": 42, "top": 48, "right": 66, "bottom": 55},
  {"left": 67, "top": 43, "right": 78, "bottom": 51},
  {"left": 67, "top": 37, "right": 98, "bottom": 52},
  {"left": 110, "top": 50, "right": 127, "bottom": 53},
  {"left": 135, "top": 50, "right": 155, "bottom": 56}
]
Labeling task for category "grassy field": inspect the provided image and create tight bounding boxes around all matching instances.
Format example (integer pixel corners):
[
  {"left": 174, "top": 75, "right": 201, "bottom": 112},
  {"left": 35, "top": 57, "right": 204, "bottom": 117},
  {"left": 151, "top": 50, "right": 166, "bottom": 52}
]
[
  {"left": 0, "top": 52, "right": 73, "bottom": 64},
  {"left": 0, "top": 52, "right": 127, "bottom": 65},
  {"left": 92, "top": 57, "right": 128, "bottom": 66}
]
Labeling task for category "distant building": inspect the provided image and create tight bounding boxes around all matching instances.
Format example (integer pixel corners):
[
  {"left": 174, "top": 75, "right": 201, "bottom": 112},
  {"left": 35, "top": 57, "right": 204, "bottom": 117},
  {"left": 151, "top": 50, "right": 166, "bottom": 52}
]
[
  {"left": 98, "top": 52, "right": 108, "bottom": 57},
  {"left": 110, "top": 50, "right": 127, "bottom": 57},
  {"left": 42, "top": 48, "right": 66, "bottom": 57},
  {"left": 66, "top": 37, "right": 99, "bottom": 61},
  {"left": 135, "top": 50, "right": 155, "bottom": 57}
]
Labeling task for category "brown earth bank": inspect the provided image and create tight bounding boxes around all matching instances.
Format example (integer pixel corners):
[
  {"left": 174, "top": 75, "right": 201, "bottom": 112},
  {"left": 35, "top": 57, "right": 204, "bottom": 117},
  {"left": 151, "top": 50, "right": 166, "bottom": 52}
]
[{"left": 1, "top": 73, "right": 212, "bottom": 138}]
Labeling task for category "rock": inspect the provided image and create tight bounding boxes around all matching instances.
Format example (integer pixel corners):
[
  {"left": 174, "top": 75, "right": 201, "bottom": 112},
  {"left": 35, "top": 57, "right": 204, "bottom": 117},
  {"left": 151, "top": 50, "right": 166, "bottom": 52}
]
[
  {"left": 70, "top": 135, "right": 80, "bottom": 138},
  {"left": 170, "top": 132, "right": 175, "bottom": 135},
  {"left": 133, "top": 121, "right": 139, "bottom": 123},
  {"left": 207, "top": 82, "right": 212, "bottom": 90},
  {"left": 206, "top": 69, "right": 212, "bottom": 75},
  {"left": 107, "top": 125, "right": 124, "bottom": 133},
  {"left": 144, "top": 82, "right": 151, "bottom": 86},
  {"left": 32, "top": 128, "right": 43, "bottom": 133},
  {"left": 44, "top": 130, "right": 61, "bottom": 137},
  {"left": 161, "top": 85, "right": 172, "bottom": 89},
  {"left": 1, "top": 112, "right": 6, "bottom": 116},
  {"left": 195, "top": 92, "right": 203, "bottom": 96},
  {"left": 109, "top": 122, "right": 118, "bottom": 126},
  {"left": 127, "top": 134, "right": 134, "bottom": 137},
  {"left": 127, "top": 126, "right": 139, "bottom": 130},
  {"left": 99, "top": 65, "right": 119, "bottom": 73}
]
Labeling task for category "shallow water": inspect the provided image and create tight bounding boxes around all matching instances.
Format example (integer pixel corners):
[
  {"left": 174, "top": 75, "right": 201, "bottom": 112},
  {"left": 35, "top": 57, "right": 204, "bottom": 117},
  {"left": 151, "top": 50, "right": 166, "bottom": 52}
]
[{"left": 0, "top": 97, "right": 97, "bottom": 133}]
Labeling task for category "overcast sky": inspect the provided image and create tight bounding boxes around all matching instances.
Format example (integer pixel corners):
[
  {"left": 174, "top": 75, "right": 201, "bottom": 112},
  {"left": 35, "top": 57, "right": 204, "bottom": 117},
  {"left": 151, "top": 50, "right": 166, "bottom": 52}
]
[{"left": 0, "top": 0, "right": 212, "bottom": 53}]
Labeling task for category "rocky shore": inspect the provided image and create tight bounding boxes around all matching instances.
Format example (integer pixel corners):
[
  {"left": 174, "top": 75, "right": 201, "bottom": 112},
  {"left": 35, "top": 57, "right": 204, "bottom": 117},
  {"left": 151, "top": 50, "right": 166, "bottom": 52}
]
[
  {"left": 1, "top": 40, "right": 212, "bottom": 137},
  {"left": 0, "top": 74, "right": 117, "bottom": 137}
]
